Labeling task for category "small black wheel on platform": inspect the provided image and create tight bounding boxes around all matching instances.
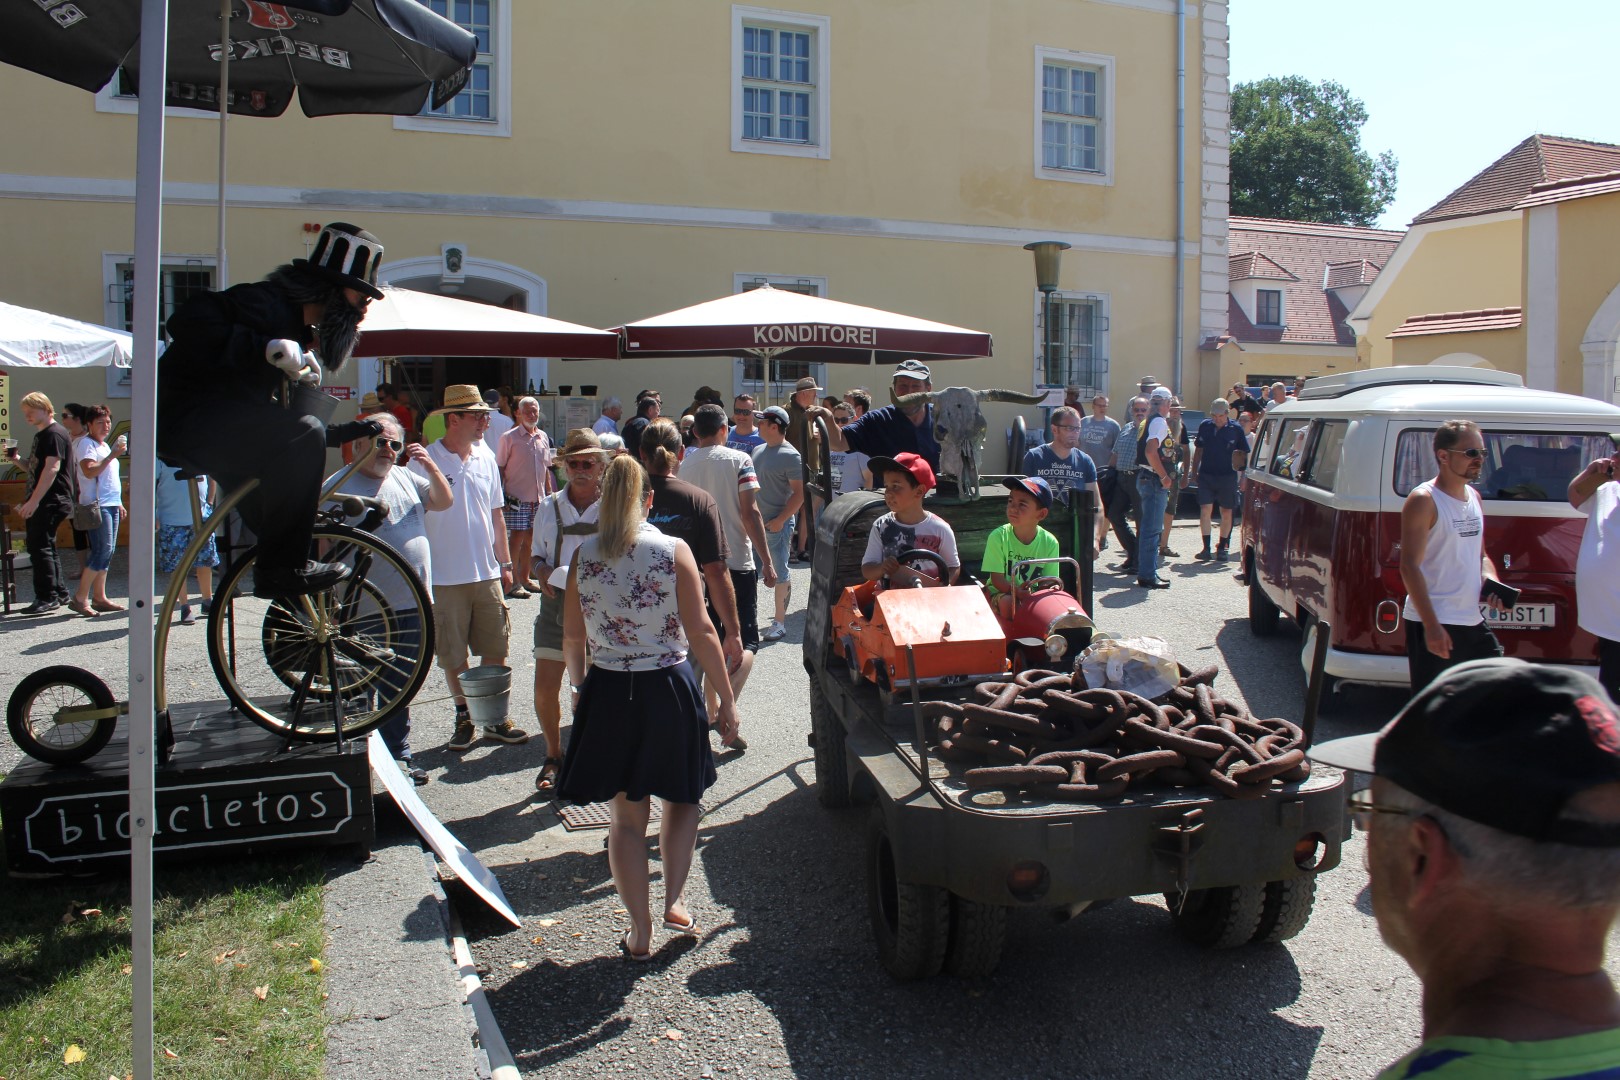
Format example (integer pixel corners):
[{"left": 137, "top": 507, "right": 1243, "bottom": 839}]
[
  {"left": 809, "top": 677, "right": 850, "bottom": 808},
  {"left": 7, "top": 665, "right": 118, "bottom": 765},
  {"left": 207, "top": 524, "right": 434, "bottom": 743},
  {"left": 1165, "top": 883, "right": 1266, "bottom": 949},
  {"left": 867, "top": 805, "right": 949, "bottom": 980}
]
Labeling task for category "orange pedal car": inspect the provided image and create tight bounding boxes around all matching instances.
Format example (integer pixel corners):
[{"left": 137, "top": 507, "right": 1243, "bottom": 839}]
[{"left": 831, "top": 578, "right": 1009, "bottom": 694}]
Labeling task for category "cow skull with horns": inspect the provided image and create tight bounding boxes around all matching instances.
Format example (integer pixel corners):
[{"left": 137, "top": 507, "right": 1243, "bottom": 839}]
[{"left": 891, "top": 385, "right": 1047, "bottom": 498}]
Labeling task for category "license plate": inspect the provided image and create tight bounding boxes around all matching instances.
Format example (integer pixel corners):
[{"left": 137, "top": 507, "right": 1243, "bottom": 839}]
[{"left": 1480, "top": 603, "right": 1556, "bottom": 629}]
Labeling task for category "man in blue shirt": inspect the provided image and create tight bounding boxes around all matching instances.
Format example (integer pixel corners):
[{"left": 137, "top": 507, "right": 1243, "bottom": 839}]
[
  {"left": 1104, "top": 395, "right": 1150, "bottom": 576},
  {"left": 1022, "top": 405, "right": 1101, "bottom": 558},
  {"left": 1191, "top": 397, "right": 1250, "bottom": 562},
  {"left": 816, "top": 358, "right": 942, "bottom": 471}
]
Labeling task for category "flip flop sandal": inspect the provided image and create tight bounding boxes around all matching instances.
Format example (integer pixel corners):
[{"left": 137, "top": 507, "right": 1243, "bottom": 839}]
[
  {"left": 534, "top": 757, "right": 562, "bottom": 795},
  {"left": 620, "top": 930, "right": 653, "bottom": 962},
  {"left": 662, "top": 913, "right": 701, "bottom": 936}
]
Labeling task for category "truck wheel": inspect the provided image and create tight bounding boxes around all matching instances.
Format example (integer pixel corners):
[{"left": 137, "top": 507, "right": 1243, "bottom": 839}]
[
  {"left": 809, "top": 678, "right": 850, "bottom": 808},
  {"left": 1248, "top": 560, "right": 1281, "bottom": 637},
  {"left": 867, "top": 806, "right": 948, "bottom": 980},
  {"left": 944, "top": 894, "right": 1006, "bottom": 977},
  {"left": 1165, "top": 883, "right": 1265, "bottom": 949},
  {"left": 1251, "top": 876, "right": 1317, "bottom": 944}
]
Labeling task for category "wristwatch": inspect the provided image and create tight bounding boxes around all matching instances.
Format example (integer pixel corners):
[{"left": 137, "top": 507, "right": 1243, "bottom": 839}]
[{"left": 499, "top": 561, "right": 514, "bottom": 571}]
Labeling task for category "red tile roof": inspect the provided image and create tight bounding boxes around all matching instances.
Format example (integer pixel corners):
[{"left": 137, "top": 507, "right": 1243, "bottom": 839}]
[
  {"left": 1514, "top": 168, "right": 1620, "bottom": 209},
  {"left": 1227, "top": 217, "right": 1402, "bottom": 347},
  {"left": 1229, "top": 250, "right": 1296, "bottom": 281},
  {"left": 1387, "top": 307, "right": 1523, "bottom": 339},
  {"left": 1323, "top": 259, "right": 1381, "bottom": 289},
  {"left": 1411, "top": 135, "right": 1620, "bottom": 225}
]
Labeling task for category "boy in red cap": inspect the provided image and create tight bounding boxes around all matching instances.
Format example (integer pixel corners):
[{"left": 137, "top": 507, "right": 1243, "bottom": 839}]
[{"left": 861, "top": 452, "right": 960, "bottom": 587}]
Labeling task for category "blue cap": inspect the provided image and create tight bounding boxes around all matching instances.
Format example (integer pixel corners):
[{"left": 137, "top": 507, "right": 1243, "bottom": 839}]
[
  {"left": 754, "top": 405, "right": 790, "bottom": 427},
  {"left": 1008, "top": 475, "right": 1053, "bottom": 509}
]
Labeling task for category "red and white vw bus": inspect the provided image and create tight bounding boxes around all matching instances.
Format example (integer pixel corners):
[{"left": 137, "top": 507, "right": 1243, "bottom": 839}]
[{"left": 1238, "top": 367, "right": 1620, "bottom": 691}]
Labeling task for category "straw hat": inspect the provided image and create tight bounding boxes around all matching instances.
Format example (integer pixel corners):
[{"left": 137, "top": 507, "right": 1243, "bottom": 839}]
[
  {"left": 359, "top": 390, "right": 382, "bottom": 411},
  {"left": 558, "top": 428, "right": 609, "bottom": 458},
  {"left": 428, "top": 384, "right": 496, "bottom": 417}
]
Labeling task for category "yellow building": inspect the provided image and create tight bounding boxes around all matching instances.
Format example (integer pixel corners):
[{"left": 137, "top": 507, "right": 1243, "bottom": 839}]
[
  {"left": 0, "top": 0, "right": 1232, "bottom": 475},
  {"left": 1346, "top": 134, "right": 1620, "bottom": 394},
  {"left": 1208, "top": 216, "right": 1399, "bottom": 394}
]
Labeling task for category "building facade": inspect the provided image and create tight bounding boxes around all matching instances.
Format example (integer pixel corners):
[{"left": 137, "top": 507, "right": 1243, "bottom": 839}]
[{"left": 0, "top": 0, "right": 1230, "bottom": 475}]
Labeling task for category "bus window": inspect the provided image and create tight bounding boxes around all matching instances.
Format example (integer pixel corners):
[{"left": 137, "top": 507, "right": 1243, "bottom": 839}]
[
  {"left": 1393, "top": 429, "right": 1611, "bottom": 500},
  {"left": 1301, "top": 420, "right": 1349, "bottom": 492}
]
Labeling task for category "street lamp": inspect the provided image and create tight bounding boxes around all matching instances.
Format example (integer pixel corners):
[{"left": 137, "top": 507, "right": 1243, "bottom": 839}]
[{"left": 1024, "top": 240, "right": 1070, "bottom": 386}]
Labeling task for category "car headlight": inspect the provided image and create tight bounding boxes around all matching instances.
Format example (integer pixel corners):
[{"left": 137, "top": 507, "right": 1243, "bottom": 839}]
[{"left": 1044, "top": 634, "right": 1067, "bottom": 660}]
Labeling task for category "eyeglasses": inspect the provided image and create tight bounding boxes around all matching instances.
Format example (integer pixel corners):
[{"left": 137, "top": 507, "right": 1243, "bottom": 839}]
[
  {"left": 565, "top": 458, "right": 600, "bottom": 470},
  {"left": 1050, "top": 422, "right": 1079, "bottom": 430},
  {"left": 733, "top": 407, "right": 753, "bottom": 414},
  {"left": 834, "top": 415, "right": 853, "bottom": 425},
  {"left": 1445, "top": 447, "right": 1485, "bottom": 459},
  {"left": 379, "top": 438, "right": 403, "bottom": 452},
  {"left": 1348, "top": 789, "right": 1420, "bottom": 832}
]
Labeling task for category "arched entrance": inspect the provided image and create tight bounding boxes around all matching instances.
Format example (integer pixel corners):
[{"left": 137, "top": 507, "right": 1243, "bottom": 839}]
[
  {"left": 1579, "top": 279, "right": 1620, "bottom": 404},
  {"left": 367, "top": 257, "right": 551, "bottom": 415}
]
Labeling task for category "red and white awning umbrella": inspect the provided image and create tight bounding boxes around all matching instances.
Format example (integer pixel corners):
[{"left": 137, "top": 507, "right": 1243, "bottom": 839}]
[
  {"left": 0, "top": 301, "right": 134, "bottom": 369},
  {"left": 611, "top": 284, "right": 993, "bottom": 399},
  {"left": 354, "top": 287, "right": 619, "bottom": 359}
]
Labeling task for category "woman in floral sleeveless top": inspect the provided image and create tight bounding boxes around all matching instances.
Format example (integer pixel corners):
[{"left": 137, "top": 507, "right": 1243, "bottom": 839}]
[{"left": 557, "top": 455, "right": 739, "bottom": 961}]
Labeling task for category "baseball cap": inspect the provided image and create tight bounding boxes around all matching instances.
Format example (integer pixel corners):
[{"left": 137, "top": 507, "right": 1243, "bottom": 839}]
[
  {"left": 754, "top": 405, "right": 790, "bottom": 427},
  {"left": 1310, "top": 658, "right": 1620, "bottom": 848},
  {"left": 1209, "top": 398, "right": 1230, "bottom": 414},
  {"left": 1150, "top": 386, "right": 1174, "bottom": 401},
  {"left": 869, "top": 452, "right": 936, "bottom": 491},
  {"left": 482, "top": 388, "right": 501, "bottom": 407},
  {"left": 890, "top": 359, "right": 932, "bottom": 381},
  {"left": 1008, "top": 475, "right": 1053, "bottom": 509},
  {"left": 794, "top": 376, "right": 823, "bottom": 393}
]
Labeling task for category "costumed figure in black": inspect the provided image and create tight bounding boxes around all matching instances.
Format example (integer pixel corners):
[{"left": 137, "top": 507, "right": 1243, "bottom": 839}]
[{"left": 157, "top": 222, "right": 386, "bottom": 599}]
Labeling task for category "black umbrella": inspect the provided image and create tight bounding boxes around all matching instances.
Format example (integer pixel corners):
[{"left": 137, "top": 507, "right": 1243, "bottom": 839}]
[{"left": 0, "top": 0, "right": 476, "bottom": 117}]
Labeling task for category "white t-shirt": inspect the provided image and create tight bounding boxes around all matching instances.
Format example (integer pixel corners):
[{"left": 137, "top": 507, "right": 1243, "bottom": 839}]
[
  {"left": 334, "top": 465, "right": 434, "bottom": 605},
  {"left": 74, "top": 435, "right": 120, "bottom": 506},
  {"left": 1401, "top": 481, "right": 1485, "bottom": 627},
  {"left": 483, "top": 411, "right": 515, "bottom": 455},
  {"left": 410, "top": 440, "right": 503, "bottom": 587},
  {"left": 1576, "top": 480, "right": 1620, "bottom": 641},
  {"left": 682, "top": 444, "right": 761, "bottom": 573},
  {"left": 533, "top": 488, "right": 601, "bottom": 571},
  {"left": 862, "top": 511, "right": 960, "bottom": 577},
  {"left": 830, "top": 449, "right": 871, "bottom": 495}
]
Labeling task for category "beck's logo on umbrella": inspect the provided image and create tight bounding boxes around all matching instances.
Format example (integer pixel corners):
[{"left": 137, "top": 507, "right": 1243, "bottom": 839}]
[{"left": 245, "top": 3, "right": 298, "bottom": 32}]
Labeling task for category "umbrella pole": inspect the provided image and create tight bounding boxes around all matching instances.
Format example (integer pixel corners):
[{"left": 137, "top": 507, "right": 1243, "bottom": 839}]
[
  {"left": 215, "top": 0, "right": 230, "bottom": 287},
  {"left": 130, "top": 4, "right": 170, "bottom": 1076}
]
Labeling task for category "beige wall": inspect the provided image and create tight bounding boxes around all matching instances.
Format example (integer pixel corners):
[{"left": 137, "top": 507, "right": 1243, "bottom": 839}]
[
  {"left": 1359, "top": 216, "right": 1522, "bottom": 368},
  {"left": 1389, "top": 327, "right": 1523, "bottom": 370},
  {"left": 1549, "top": 195, "right": 1620, "bottom": 394}
]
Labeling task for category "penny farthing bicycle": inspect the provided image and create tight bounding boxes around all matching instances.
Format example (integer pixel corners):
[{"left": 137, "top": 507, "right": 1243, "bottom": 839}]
[{"left": 7, "top": 386, "right": 435, "bottom": 765}]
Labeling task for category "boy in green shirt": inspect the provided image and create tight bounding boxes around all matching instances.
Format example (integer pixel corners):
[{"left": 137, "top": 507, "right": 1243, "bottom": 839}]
[{"left": 983, "top": 476, "right": 1061, "bottom": 619}]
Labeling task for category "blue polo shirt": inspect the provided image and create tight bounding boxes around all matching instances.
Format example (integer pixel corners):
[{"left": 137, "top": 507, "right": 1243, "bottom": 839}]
[
  {"left": 1021, "top": 444, "right": 1097, "bottom": 506},
  {"left": 1195, "top": 418, "right": 1249, "bottom": 477},
  {"left": 840, "top": 404, "right": 940, "bottom": 470}
]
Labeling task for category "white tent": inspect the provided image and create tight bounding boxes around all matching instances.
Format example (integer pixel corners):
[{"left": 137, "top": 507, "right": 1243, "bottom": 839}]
[{"left": 0, "top": 301, "right": 134, "bottom": 369}]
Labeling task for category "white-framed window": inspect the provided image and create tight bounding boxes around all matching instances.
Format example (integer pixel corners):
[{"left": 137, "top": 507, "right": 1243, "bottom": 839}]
[
  {"left": 1035, "top": 46, "right": 1114, "bottom": 186},
  {"left": 1034, "top": 293, "right": 1110, "bottom": 393},
  {"left": 102, "top": 254, "right": 218, "bottom": 396},
  {"left": 732, "top": 6, "right": 830, "bottom": 159},
  {"left": 733, "top": 273, "right": 828, "bottom": 399},
  {"left": 395, "top": 0, "right": 512, "bottom": 138},
  {"left": 1256, "top": 289, "right": 1283, "bottom": 326}
]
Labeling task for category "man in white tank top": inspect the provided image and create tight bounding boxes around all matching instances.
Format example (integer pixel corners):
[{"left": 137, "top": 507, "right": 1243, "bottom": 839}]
[{"left": 1399, "top": 419, "right": 1508, "bottom": 695}]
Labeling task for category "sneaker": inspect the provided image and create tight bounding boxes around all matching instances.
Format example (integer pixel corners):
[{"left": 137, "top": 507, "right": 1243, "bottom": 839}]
[
  {"left": 199, "top": 599, "right": 213, "bottom": 616},
  {"left": 762, "top": 620, "right": 787, "bottom": 641},
  {"left": 1217, "top": 547, "right": 1232, "bottom": 563},
  {"left": 400, "top": 757, "right": 429, "bottom": 786},
  {"left": 1160, "top": 546, "right": 1180, "bottom": 558},
  {"left": 179, "top": 604, "right": 197, "bottom": 626},
  {"left": 19, "top": 600, "right": 62, "bottom": 616},
  {"left": 448, "top": 719, "right": 477, "bottom": 752},
  {"left": 1194, "top": 547, "right": 1211, "bottom": 561},
  {"left": 483, "top": 720, "right": 531, "bottom": 744},
  {"left": 1110, "top": 561, "right": 1137, "bottom": 575}
]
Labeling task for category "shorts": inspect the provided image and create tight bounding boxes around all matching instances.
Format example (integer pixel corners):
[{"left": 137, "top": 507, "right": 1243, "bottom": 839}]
[
  {"left": 432, "top": 578, "right": 510, "bottom": 669},
  {"left": 158, "top": 522, "right": 220, "bottom": 574},
  {"left": 506, "top": 499, "right": 539, "bottom": 531},
  {"left": 1197, "top": 472, "right": 1239, "bottom": 509},
  {"left": 763, "top": 515, "right": 794, "bottom": 580},
  {"left": 708, "top": 567, "right": 760, "bottom": 652},
  {"left": 532, "top": 590, "right": 566, "bottom": 662}
]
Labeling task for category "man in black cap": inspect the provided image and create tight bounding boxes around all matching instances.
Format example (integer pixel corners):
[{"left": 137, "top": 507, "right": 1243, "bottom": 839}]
[
  {"left": 1311, "top": 658, "right": 1620, "bottom": 1079},
  {"left": 158, "top": 222, "right": 385, "bottom": 599},
  {"left": 814, "top": 358, "right": 942, "bottom": 471}
]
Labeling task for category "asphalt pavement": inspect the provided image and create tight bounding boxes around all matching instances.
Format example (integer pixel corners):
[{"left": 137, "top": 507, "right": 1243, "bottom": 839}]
[{"left": 7, "top": 523, "right": 1618, "bottom": 1079}]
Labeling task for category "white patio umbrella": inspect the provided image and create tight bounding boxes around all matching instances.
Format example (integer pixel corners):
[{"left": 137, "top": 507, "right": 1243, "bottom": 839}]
[{"left": 0, "top": 301, "right": 134, "bottom": 369}]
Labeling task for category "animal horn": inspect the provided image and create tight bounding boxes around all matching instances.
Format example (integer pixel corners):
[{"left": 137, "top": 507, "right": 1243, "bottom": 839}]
[
  {"left": 890, "top": 388, "right": 938, "bottom": 407},
  {"left": 977, "top": 388, "right": 1049, "bottom": 405}
]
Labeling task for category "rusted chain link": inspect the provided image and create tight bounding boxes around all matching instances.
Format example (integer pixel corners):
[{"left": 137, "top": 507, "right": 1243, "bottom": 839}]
[{"left": 932, "top": 664, "right": 1311, "bottom": 802}]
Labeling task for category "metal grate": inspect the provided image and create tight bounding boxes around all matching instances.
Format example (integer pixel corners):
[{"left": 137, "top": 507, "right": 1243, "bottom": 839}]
[{"left": 557, "top": 799, "right": 664, "bottom": 831}]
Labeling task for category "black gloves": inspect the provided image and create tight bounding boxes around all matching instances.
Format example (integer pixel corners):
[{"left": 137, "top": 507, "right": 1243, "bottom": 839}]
[{"left": 326, "top": 418, "right": 386, "bottom": 448}]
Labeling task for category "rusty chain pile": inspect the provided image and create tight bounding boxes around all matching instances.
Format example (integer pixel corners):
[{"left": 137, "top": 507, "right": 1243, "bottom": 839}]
[{"left": 924, "top": 663, "right": 1311, "bottom": 802}]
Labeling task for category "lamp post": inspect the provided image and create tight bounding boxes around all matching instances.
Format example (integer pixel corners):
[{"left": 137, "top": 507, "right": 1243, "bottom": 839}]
[{"left": 1024, "top": 241, "right": 1071, "bottom": 387}]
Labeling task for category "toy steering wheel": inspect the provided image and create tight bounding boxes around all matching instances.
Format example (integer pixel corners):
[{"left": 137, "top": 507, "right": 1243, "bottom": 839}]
[
  {"left": 886, "top": 548, "right": 950, "bottom": 588},
  {"left": 1022, "top": 575, "right": 1067, "bottom": 594}
]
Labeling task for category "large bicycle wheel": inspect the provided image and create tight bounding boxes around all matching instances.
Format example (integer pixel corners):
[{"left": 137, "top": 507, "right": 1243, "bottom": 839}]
[{"left": 206, "top": 525, "right": 435, "bottom": 742}]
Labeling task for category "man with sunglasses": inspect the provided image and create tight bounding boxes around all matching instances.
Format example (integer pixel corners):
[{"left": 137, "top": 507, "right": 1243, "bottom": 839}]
[
  {"left": 726, "top": 394, "right": 765, "bottom": 453},
  {"left": 1399, "top": 419, "right": 1507, "bottom": 695},
  {"left": 333, "top": 412, "right": 451, "bottom": 784},
  {"left": 1310, "top": 658, "right": 1620, "bottom": 1080}
]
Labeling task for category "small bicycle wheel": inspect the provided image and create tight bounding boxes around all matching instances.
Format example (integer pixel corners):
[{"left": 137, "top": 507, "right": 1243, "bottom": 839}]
[
  {"left": 207, "top": 525, "right": 435, "bottom": 742},
  {"left": 7, "top": 666, "right": 119, "bottom": 765}
]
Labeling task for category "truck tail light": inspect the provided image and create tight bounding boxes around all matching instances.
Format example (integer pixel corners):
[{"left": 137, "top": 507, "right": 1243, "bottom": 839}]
[
  {"left": 1007, "top": 861, "right": 1050, "bottom": 903},
  {"left": 1375, "top": 600, "right": 1401, "bottom": 635},
  {"left": 1294, "top": 833, "right": 1325, "bottom": 871}
]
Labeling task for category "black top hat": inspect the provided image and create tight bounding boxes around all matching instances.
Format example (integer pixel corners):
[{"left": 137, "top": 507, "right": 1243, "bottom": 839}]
[{"left": 293, "top": 222, "right": 385, "bottom": 300}]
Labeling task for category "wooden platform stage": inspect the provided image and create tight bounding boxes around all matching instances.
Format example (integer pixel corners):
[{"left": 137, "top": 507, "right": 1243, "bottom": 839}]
[{"left": 1, "top": 700, "right": 374, "bottom": 875}]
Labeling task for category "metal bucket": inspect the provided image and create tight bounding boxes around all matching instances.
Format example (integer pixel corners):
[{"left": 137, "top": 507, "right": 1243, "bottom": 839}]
[
  {"left": 289, "top": 382, "right": 340, "bottom": 425},
  {"left": 459, "top": 664, "right": 512, "bottom": 725}
]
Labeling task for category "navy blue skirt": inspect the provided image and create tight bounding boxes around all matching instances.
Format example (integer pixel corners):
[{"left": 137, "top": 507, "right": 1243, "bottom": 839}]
[{"left": 556, "top": 661, "right": 716, "bottom": 806}]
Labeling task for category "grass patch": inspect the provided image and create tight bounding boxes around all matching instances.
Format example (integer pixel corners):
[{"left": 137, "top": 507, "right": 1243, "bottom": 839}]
[{"left": 0, "top": 850, "right": 329, "bottom": 1078}]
